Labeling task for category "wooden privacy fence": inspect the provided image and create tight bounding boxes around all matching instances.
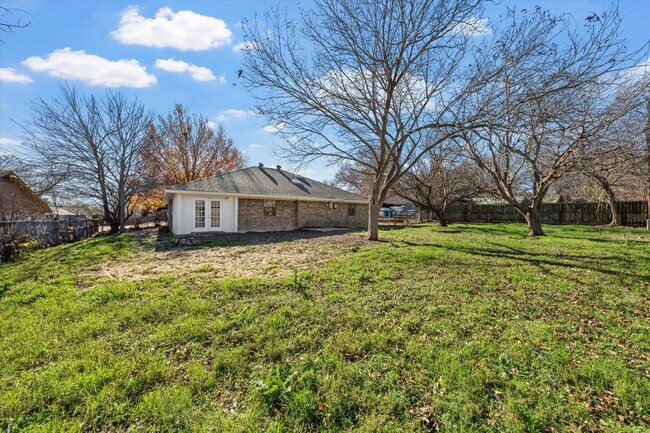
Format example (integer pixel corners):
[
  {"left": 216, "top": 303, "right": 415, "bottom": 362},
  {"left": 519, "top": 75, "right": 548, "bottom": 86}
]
[
  {"left": 443, "top": 201, "right": 647, "bottom": 227},
  {"left": 379, "top": 216, "right": 418, "bottom": 226},
  {"left": 0, "top": 218, "right": 101, "bottom": 262}
]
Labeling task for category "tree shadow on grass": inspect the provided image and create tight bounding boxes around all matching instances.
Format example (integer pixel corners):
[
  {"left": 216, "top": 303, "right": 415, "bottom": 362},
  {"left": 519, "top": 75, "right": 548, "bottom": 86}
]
[
  {"left": 452, "top": 224, "right": 531, "bottom": 239},
  {"left": 550, "top": 235, "right": 649, "bottom": 246},
  {"left": 396, "top": 239, "right": 647, "bottom": 283}
]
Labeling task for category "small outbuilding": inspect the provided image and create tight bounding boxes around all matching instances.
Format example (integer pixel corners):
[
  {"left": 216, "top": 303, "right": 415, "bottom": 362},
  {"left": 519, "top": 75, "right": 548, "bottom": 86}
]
[
  {"left": 52, "top": 204, "right": 95, "bottom": 218},
  {"left": 163, "top": 165, "right": 368, "bottom": 235}
]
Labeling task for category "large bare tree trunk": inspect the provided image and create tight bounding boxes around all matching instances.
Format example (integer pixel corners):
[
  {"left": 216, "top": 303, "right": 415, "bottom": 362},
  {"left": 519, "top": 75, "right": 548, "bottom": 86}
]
[
  {"left": 433, "top": 209, "right": 448, "bottom": 227},
  {"left": 368, "top": 201, "right": 380, "bottom": 241},
  {"left": 523, "top": 207, "right": 545, "bottom": 236},
  {"left": 599, "top": 178, "right": 621, "bottom": 226},
  {"left": 605, "top": 196, "right": 621, "bottom": 227},
  {"left": 368, "top": 180, "right": 385, "bottom": 241},
  {"left": 439, "top": 211, "right": 448, "bottom": 227},
  {"left": 119, "top": 187, "right": 126, "bottom": 233}
]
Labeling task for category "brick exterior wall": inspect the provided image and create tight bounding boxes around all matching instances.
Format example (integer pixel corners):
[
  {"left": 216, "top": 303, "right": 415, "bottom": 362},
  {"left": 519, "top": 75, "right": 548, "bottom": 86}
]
[
  {"left": 238, "top": 199, "right": 298, "bottom": 231},
  {"left": 297, "top": 201, "right": 367, "bottom": 228},
  {"left": 237, "top": 198, "right": 368, "bottom": 231},
  {"left": 0, "top": 178, "right": 50, "bottom": 220}
]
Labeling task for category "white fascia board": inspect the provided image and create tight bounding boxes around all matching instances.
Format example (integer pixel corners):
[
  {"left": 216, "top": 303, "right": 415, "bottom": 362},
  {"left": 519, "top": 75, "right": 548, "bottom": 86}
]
[
  {"left": 162, "top": 189, "right": 367, "bottom": 204},
  {"left": 162, "top": 189, "right": 175, "bottom": 202}
]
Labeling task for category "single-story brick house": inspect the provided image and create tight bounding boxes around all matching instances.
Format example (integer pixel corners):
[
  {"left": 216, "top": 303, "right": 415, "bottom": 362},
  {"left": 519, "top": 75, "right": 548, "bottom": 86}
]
[{"left": 162, "top": 165, "right": 368, "bottom": 235}]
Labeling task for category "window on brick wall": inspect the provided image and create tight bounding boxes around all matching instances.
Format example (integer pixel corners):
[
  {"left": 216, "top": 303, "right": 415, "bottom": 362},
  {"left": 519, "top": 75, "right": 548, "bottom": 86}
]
[
  {"left": 348, "top": 204, "right": 356, "bottom": 216},
  {"left": 328, "top": 202, "right": 338, "bottom": 209},
  {"left": 264, "top": 199, "right": 277, "bottom": 216}
]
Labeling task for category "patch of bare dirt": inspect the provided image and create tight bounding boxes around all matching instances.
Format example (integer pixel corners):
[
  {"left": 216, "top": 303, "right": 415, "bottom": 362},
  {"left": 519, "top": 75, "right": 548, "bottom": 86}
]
[{"left": 90, "top": 229, "right": 370, "bottom": 281}]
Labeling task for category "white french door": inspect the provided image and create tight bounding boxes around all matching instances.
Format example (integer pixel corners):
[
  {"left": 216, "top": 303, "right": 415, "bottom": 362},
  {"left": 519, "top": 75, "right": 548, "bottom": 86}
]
[{"left": 194, "top": 199, "right": 222, "bottom": 231}]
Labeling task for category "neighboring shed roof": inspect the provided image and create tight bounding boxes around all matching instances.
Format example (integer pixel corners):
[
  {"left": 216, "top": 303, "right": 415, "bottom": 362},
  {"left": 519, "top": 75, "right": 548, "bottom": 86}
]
[
  {"left": 52, "top": 205, "right": 94, "bottom": 217},
  {"left": 164, "top": 166, "right": 366, "bottom": 203}
]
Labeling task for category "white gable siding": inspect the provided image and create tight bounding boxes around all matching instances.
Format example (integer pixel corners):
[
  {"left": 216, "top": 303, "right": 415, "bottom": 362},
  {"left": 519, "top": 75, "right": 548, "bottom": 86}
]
[{"left": 173, "top": 194, "right": 181, "bottom": 233}]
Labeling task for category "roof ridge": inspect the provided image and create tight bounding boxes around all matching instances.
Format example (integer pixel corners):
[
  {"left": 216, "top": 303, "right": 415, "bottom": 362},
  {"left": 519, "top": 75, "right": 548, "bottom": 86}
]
[
  {"left": 164, "top": 165, "right": 366, "bottom": 202},
  {"left": 169, "top": 166, "right": 254, "bottom": 189}
]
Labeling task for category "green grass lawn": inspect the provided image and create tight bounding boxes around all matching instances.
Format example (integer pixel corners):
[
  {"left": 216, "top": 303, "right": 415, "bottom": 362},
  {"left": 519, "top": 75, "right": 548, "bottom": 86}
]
[{"left": 1, "top": 224, "right": 649, "bottom": 432}]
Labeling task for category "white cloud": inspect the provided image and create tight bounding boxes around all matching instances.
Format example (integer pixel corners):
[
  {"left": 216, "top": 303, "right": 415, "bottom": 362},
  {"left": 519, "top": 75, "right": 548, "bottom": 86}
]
[
  {"left": 216, "top": 109, "right": 255, "bottom": 121},
  {"left": 628, "top": 57, "right": 649, "bottom": 79},
  {"left": 232, "top": 41, "right": 259, "bottom": 53},
  {"left": 318, "top": 68, "right": 438, "bottom": 113},
  {"left": 617, "top": 57, "right": 650, "bottom": 84},
  {"left": 0, "top": 137, "right": 21, "bottom": 146},
  {"left": 288, "top": 165, "right": 338, "bottom": 183},
  {"left": 218, "top": 75, "right": 227, "bottom": 84},
  {"left": 263, "top": 122, "right": 285, "bottom": 133},
  {"left": 206, "top": 121, "right": 216, "bottom": 129},
  {"left": 453, "top": 18, "right": 491, "bottom": 36},
  {"left": 154, "top": 58, "right": 216, "bottom": 81},
  {"left": 23, "top": 48, "right": 157, "bottom": 88},
  {"left": 0, "top": 68, "right": 34, "bottom": 84},
  {"left": 111, "top": 6, "right": 233, "bottom": 51},
  {"left": 286, "top": 135, "right": 301, "bottom": 144},
  {"left": 245, "top": 143, "right": 267, "bottom": 156}
]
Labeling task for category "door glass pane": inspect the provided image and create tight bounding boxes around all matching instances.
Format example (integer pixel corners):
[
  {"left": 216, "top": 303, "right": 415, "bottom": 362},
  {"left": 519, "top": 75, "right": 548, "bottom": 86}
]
[
  {"left": 210, "top": 201, "right": 220, "bottom": 228},
  {"left": 195, "top": 200, "right": 205, "bottom": 228}
]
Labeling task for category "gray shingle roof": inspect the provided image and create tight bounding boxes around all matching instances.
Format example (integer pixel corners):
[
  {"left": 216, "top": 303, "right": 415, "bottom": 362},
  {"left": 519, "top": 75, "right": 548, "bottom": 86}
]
[{"left": 165, "top": 166, "right": 366, "bottom": 202}]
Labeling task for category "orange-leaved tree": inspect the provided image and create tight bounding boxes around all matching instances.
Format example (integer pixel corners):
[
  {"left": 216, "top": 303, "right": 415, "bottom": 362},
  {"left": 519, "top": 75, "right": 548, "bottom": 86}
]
[{"left": 141, "top": 104, "right": 247, "bottom": 204}]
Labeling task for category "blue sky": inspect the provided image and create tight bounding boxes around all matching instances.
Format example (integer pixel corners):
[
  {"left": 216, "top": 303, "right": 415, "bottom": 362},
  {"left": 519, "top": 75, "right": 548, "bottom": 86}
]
[{"left": 1, "top": 0, "right": 648, "bottom": 182}]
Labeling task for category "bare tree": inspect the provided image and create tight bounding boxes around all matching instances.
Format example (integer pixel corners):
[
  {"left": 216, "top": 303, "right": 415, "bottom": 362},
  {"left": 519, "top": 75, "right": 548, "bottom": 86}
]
[
  {"left": 242, "top": 0, "right": 489, "bottom": 240},
  {"left": 0, "top": 153, "right": 15, "bottom": 171},
  {"left": 103, "top": 92, "right": 153, "bottom": 232},
  {"left": 6, "top": 156, "right": 70, "bottom": 199},
  {"left": 22, "top": 84, "right": 153, "bottom": 233},
  {"left": 394, "top": 145, "right": 477, "bottom": 227},
  {"left": 0, "top": 6, "right": 30, "bottom": 41},
  {"left": 455, "top": 6, "right": 647, "bottom": 236},
  {"left": 573, "top": 96, "right": 647, "bottom": 225},
  {"left": 334, "top": 162, "right": 374, "bottom": 197}
]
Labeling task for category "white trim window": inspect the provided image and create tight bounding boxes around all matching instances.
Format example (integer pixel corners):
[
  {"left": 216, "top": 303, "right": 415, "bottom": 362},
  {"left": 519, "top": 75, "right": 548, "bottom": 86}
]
[
  {"left": 195, "top": 200, "right": 206, "bottom": 228},
  {"left": 210, "top": 200, "right": 221, "bottom": 228}
]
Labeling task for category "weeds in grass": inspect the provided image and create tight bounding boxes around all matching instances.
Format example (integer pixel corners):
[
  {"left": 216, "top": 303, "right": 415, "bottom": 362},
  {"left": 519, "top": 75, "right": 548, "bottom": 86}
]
[
  {"left": 254, "top": 363, "right": 298, "bottom": 413},
  {"left": 0, "top": 281, "right": 9, "bottom": 298},
  {"left": 288, "top": 270, "right": 312, "bottom": 299},
  {"left": 357, "top": 271, "right": 375, "bottom": 285},
  {"left": 2, "top": 410, "right": 51, "bottom": 433},
  {"left": 491, "top": 353, "right": 515, "bottom": 379}
]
